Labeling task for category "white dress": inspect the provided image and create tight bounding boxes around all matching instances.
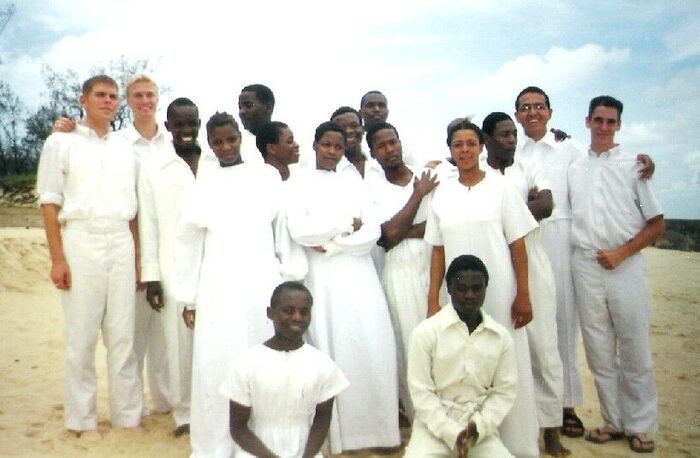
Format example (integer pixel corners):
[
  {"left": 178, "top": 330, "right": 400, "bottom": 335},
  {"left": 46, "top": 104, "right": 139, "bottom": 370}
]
[
  {"left": 424, "top": 173, "right": 539, "bottom": 458},
  {"left": 286, "top": 168, "right": 401, "bottom": 453},
  {"left": 220, "top": 343, "right": 350, "bottom": 457},
  {"left": 368, "top": 166, "right": 432, "bottom": 420},
  {"left": 174, "top": 162, "right": 283, "bottom": 458}
]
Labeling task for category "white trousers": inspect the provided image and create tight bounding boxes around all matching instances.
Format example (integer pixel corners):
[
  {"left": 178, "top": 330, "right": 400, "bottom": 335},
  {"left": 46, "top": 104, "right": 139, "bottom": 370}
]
[
  {"left": 572, "top": 249, "right": 658, "bottom": 434},
  {"left": 61, "top": 223, "right": 143, "bottom": 430},
  {"left": 161, "top": 284, "right": 193, "bottom": 427},
  {"left": 524, "top": 230, "right": 564, "bottom": 427},
  {"left": 540, "top": 219, "right": 583, "bottom": 407},
  {"left": 134, "top": 290, "right": 170, "bottom": 415},
  {"left": 405, "top": 419, "right": 513, "bottom": 457}
]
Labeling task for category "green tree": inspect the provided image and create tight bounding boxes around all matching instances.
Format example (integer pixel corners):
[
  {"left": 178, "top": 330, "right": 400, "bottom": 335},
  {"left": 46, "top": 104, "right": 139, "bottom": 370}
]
[{"left": 0, "top": 81, "right": 26, "bottom": 174}]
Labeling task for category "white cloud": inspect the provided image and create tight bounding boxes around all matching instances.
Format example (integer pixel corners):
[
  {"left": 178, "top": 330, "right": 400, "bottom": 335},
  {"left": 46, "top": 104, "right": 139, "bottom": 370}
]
[{"left": 618, "top": 121, "right": 664, "bottom": 150}]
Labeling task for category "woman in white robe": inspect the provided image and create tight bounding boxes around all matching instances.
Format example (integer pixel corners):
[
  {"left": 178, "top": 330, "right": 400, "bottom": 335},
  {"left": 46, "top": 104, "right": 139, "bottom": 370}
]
[
  {"left": 424, "top": 120, "right": 540, "bottom": 458},
  {"left": 174, "top": 113, "right": 283, "bottom": 458},
  {"left": 286, "top": 121, "right": 400, "bottom": 454}
]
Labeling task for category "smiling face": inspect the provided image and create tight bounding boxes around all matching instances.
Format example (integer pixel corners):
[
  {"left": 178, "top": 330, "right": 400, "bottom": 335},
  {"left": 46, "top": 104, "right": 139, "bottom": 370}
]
[
  {"left": 332, "top": 111, "right": 364, "bottom": 152},
  {"left": 127, "top": 81, "right": 158, "bottom": 122},
  {"left": 208, "top": 123, "right": 242, "bottom": 166},
  {"left": 314, "top": 130, "right": 346, "bottom": 171},
  {"left": 447, "top": 269, "right": 486, "bottom": 317},
  {"left": 371, "top": 127, "right": 403, "bottom": 170},
  {"left": 80, "top": 82, "right": 119, "bottom": 127},
  {"left": 165, "top": 105, "right": 201, "bottom": 152},
  {"left": 449, "top": 128, "right": 483, "bottom": 173},
  {"left": 267, "top": 289, "right": 312, "bottom": 342},
  {"left": 515, "top": 91, "right": 552, "bottom": 141},
  {"left": 586, "top": 105, "right": 621, "bottom": 152}
]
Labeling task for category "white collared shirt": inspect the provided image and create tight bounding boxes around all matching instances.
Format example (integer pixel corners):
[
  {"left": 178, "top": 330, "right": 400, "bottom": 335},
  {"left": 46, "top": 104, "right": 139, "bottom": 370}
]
[
  {"left": 37, "top": 124, "right": 137, "bottom": 223},
  {"left": 408, "top": 305, "right": 517, "bottom": 449},
  {"left": 568, "top": 145, "right": 662, "bottom": 251},
  {"left": 517, "top": 131, "right": 585, "bottom": 221},
  {"left": 480, "top": 155, "right": 550, "bottom": 203}
]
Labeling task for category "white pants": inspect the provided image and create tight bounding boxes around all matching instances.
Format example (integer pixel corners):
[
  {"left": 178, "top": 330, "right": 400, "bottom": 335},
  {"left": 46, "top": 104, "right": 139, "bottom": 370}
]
[
  {"left": 161, "top": 285, "right": 193, "bottom": 427},
  {"left": 405, "top": 419, "right": 513, "bottom": 457},
  {"left": 540, "top": 219, "right": 583, "bottom": 407},
  {"left": 61, "top": 222, "right": 143, "bottom": 430},
  {"left": 524, "top": 230, "right": 564, "bottom": 427},
  {"left": 134, "top": 290, "right": 170, "bottom": 415},
  {"left": 572, "top": 249, "right": 658, "bottom": 434}
]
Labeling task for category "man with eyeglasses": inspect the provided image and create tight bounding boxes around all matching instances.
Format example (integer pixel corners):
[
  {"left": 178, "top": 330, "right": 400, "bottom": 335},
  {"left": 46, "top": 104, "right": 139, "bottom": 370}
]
[{"left": 514, "top": 86, "right": 655, "bottom": 442}]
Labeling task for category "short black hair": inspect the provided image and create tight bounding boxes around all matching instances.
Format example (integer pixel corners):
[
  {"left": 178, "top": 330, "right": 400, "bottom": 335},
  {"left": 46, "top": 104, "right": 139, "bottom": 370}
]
[
  {"left": 445, "top": 254, "right": 489, "bottom": 288},
  {"left": 515, "top": 86, "right": 551, "bottom": 110},
  {"left": 241, "top": 84, "right": 275, "bottom": 109},
  {"left": 366, "top": 121, "right": 399, "bottom": 151},
  {"left": 314, "top": 121, "right": 346, "bottom": 143},
  {"left": 588, "top": 95, "right": 623, "bottom": 119},
  {"left": 330, "top": 106, "right": 362, "bottom": 125},
  {"left": 270, "top": 281, "right": 313, "bottom": 307},
  {"left": 256, "top": 121, "right": 289, "bottom": 157},
  {"left": 360, "top": 90, "right": 386, "bottom": 108},
  {"left": 206, "top": 111, "right": 239, "bottom": 139},
  {"left": 482, "top": 112, "right": 513, "bottom": 136},
  {"left": 166, "top": 97, "right": 198, "bottom": 120},
  {"left": 446, "top": 120, "right": 484, "bottom": 146}
]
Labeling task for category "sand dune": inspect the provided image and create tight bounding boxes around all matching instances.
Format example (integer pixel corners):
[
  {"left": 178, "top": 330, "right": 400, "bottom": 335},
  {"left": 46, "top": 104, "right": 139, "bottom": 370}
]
[{"left": 1, "top": 227, "right": 699, "bottom": 457}]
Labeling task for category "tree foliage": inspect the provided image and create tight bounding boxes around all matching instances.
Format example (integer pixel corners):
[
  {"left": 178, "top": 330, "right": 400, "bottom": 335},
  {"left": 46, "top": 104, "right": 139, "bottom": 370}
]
[{"left": 0, "top": 55, "right": 166, "bottom": 176}]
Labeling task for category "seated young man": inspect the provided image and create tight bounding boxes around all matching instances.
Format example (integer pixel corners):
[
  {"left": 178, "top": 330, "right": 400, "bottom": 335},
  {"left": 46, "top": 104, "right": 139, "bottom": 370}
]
[
  {"left": 568, "top": 95, "right": 664, "bottom": 454},
  {"left": 405, "top": 254, "right": 517, "bottom": 457}
]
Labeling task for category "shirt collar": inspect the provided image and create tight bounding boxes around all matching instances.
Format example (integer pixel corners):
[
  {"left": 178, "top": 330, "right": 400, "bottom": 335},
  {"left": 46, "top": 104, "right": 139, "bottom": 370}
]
[
  {"left": 588, "top": 144, "right": 621, "bottom": 159},
  {"left": 438, "top": 303, "right": 500, "bottom": 335}
]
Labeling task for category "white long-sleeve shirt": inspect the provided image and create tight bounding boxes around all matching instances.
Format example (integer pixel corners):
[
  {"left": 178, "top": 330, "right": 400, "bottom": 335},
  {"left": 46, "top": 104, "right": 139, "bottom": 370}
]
[{"left": 407, "top": 305, "right": 517, "bottom": 451}]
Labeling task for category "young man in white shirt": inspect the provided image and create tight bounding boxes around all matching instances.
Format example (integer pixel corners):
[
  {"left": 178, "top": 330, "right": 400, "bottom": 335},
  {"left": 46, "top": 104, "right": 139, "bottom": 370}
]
[
  {"left": 569, "top": 95, "right": 664, "bottom": 454},
  {"left": 405, "top": 254, "right": 517, "bottom": 457},
  {"left": 37, "top": 74, "right": 144, "bottom": 440}
]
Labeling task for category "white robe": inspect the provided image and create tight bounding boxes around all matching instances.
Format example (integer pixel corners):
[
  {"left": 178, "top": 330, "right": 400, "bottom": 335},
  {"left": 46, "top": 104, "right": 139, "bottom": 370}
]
[
  {"left": 220, "top": 343, "right": 349, "bottom": 457},
  {"left": 368, "top": 166, "right": 432, "bottom": 420},
  {"left": 286, "top": 168, "right": 401, "bottom": 453},
  {"left": 424, "top": 173, "right": 539, "bottom": 458},
  {"left": 174, "top": 162, "right": 283, "bottom": 458}
]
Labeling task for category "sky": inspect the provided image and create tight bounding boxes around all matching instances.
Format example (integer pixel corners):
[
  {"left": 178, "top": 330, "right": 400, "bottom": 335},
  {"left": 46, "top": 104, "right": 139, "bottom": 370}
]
[{"left": 1, "top": 0, "right": 699, "bottom": 218}]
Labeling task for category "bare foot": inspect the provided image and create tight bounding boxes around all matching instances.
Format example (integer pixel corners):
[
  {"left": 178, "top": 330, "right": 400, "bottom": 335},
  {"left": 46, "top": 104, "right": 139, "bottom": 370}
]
[
  {"left": 79, "top": 429, "right": 103, "bottom": 441},
  {"left": 544, "top": 427, "right": 571, "bottom": 456}
]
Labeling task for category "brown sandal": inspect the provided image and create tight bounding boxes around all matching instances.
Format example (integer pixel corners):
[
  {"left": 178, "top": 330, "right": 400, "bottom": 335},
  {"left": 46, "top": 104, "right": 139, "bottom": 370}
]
[
  {"left": 627, "top": 434, "right": 655, "bottom": 453},
  {"left": 584, "top": 426, "right": 624, "bottom": 444},
  {"left": 560, "top": 410, "right": 585, "bottom": 438}
]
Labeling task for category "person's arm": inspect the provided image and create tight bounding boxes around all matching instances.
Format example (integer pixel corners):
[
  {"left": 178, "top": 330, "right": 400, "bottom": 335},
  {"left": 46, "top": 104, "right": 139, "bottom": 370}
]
[
  {"left": 526, "top": 188, "right": 553, "bottom": 221},
  {"left": 229, "top": 401, "right": 279, "bottom": 458},
  {"left": 301, "top": 397, "right": 335, "bottom": 458},
  {"left": 404, "top": 221, "right": 426, "bottom": 239},
  {"left": 52, "top": 117, "right": 77, "bottom": 133},
  {"left": 427, "top": 245, "right": 445, "bottom": 317},
  {"left": 129, "top": 217, "right": 144, "bottom": 291},
  {"left": 509, "top": 237, "right": 532, "bottom": 329},
  {"left": 379, "top": 170, "right": 438, "bottom": 251},
  {"left": 596, "top": 215, "right": 665, "bottom": 270},
  {"left": 137, "top": 165, "right": 163, "bottom": 310},
  {"left": 42, "top": 203, "right": 71, "bottom": 290}
]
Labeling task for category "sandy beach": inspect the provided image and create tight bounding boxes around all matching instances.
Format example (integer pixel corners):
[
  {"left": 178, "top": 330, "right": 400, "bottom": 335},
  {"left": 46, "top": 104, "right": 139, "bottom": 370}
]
[{"left": 1, "top": 225, "right": 699, "bottom": 457}]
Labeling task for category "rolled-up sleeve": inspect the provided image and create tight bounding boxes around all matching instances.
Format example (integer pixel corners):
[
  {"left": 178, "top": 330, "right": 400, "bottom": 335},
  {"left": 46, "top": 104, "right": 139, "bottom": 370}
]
[{"left": 36, "top": 134, "right": 67, "bottom": 206}]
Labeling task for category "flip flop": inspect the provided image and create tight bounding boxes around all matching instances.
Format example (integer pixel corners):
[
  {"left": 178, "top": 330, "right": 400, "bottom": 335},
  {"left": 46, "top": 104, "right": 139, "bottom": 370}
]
[
  {"left": 584, "top": 426, "right": 625, "bottom": 444},
  {"left": 627, "top": 434, "right": 655, "bottom": 453},
  {"left": 560, "top": 411, "right": 585, "bottom": 438}
]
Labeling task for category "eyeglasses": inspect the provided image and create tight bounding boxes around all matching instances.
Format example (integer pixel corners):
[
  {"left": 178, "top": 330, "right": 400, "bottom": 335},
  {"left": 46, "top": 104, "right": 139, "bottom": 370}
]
[{"left": 517, "top": 103, "right": 548, "bottom": 113}]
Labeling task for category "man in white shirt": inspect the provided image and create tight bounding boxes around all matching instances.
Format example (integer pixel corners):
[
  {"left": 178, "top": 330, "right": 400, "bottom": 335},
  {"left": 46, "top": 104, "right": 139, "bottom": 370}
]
[
  {"left": 513, "top": 86, "right": 655, "bottom": 439},
  {"left": 405, "top": 254, "right": 517, "bottom": 458},
  {"left": 37, "top": 74, "right": 144, "bottom": 439},
  {"left": 482, "top": 111, "right": 568, "bottom": 456},
  {"left": 138, "top": 97, "right": 202, "bottom": 437},
  {"left": 569, "top": 96, "right": 663, "bottom": 454},
  {"left": 237, "top": 83, "right": 273, "bottom": 164}
]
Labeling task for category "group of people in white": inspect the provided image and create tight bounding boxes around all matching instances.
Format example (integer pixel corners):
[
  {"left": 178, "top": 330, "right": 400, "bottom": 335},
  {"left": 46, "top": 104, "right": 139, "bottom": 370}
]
[{"left": 37, "top": 73, "right": 664, "bottom": 457}]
